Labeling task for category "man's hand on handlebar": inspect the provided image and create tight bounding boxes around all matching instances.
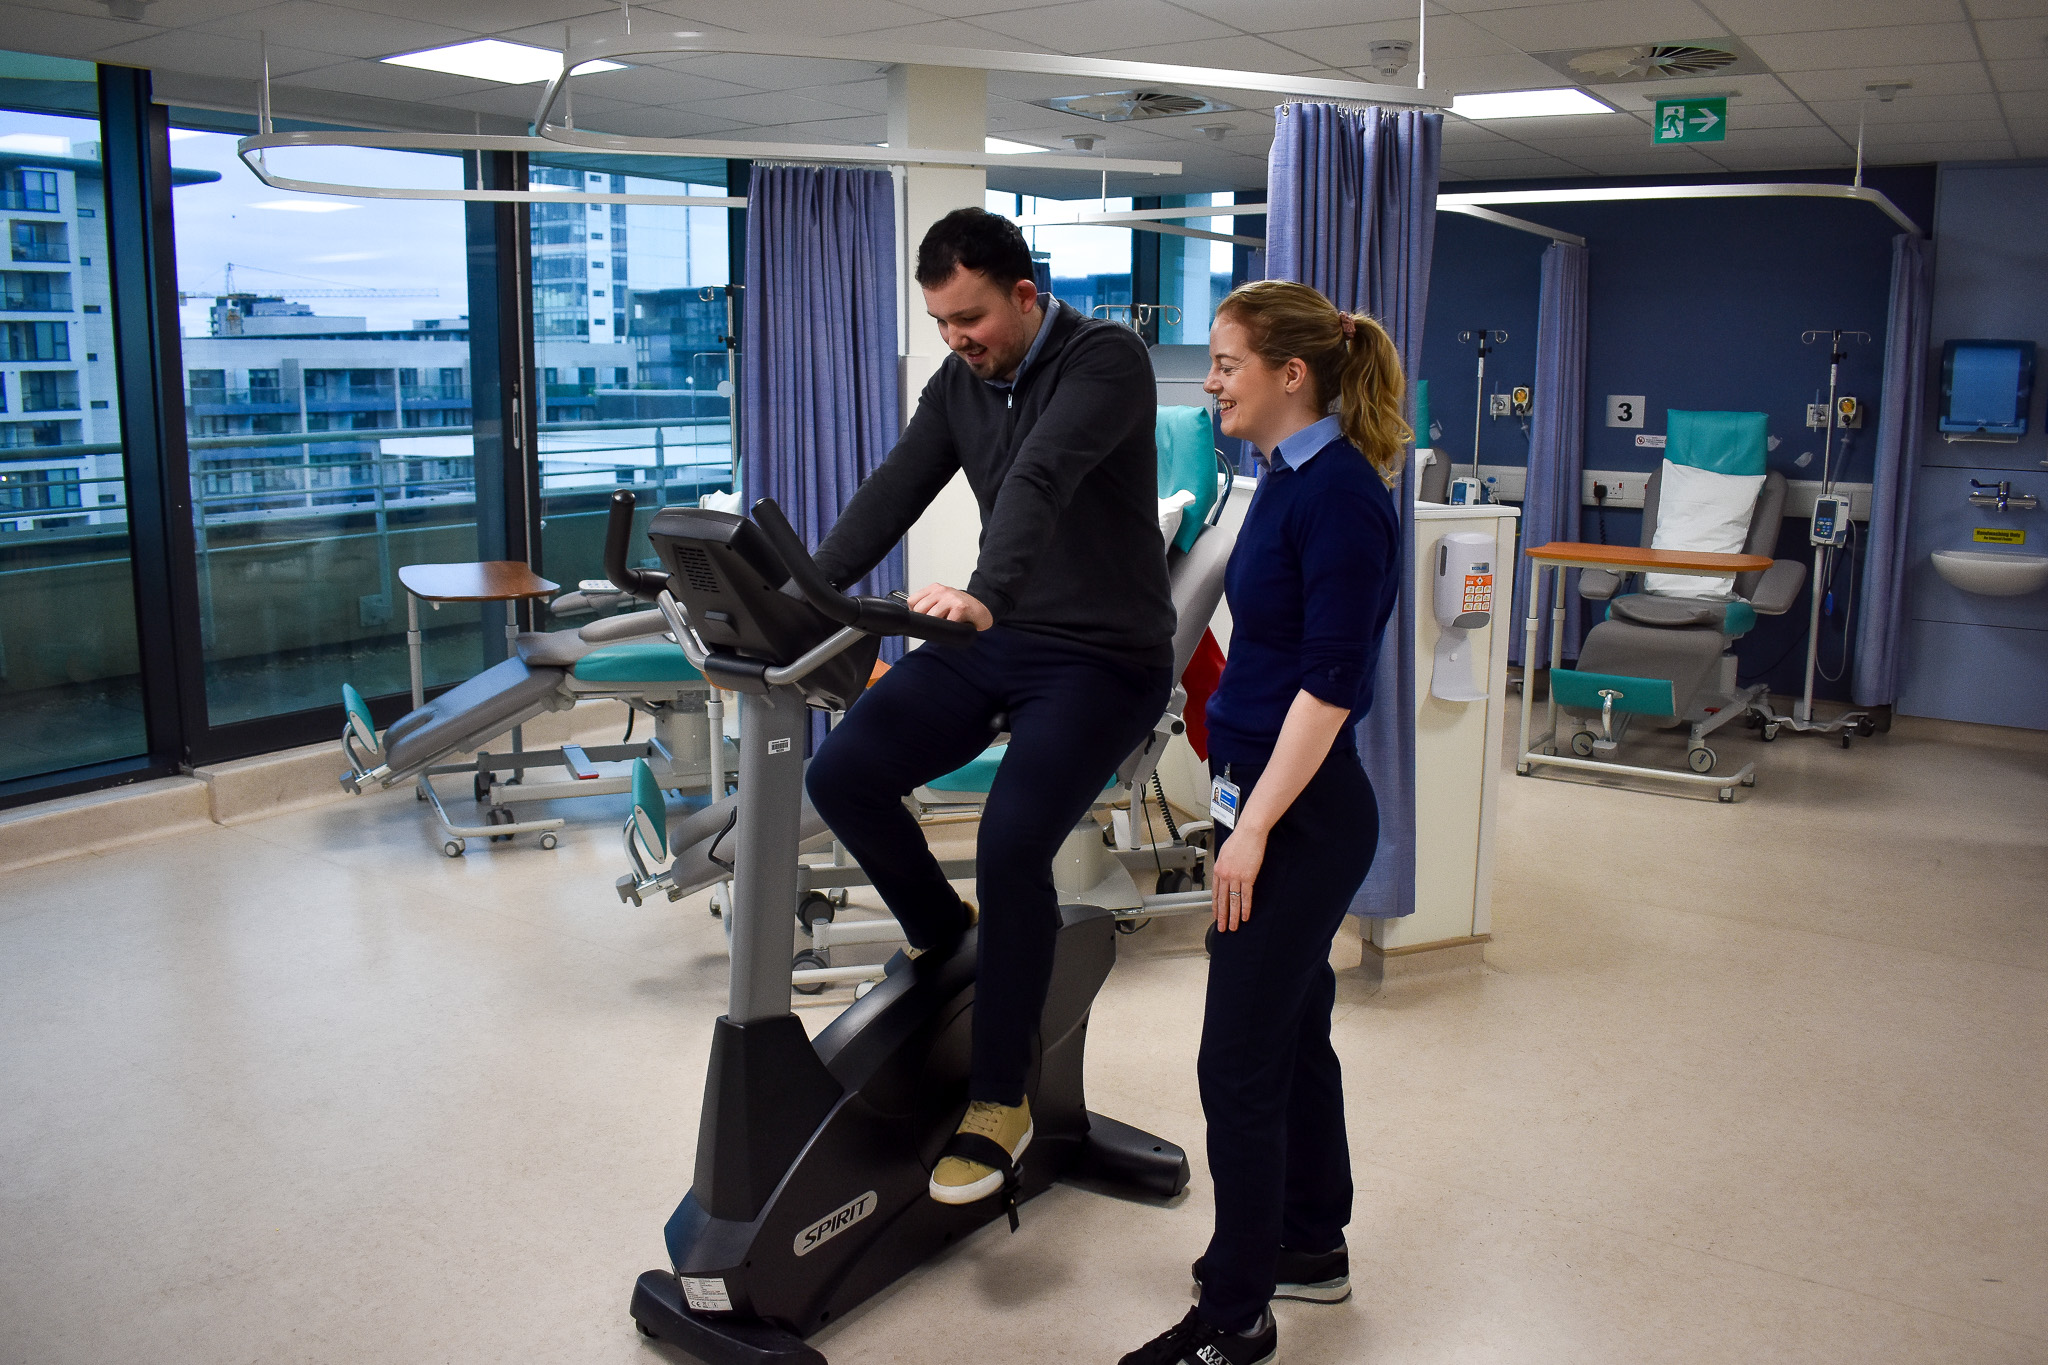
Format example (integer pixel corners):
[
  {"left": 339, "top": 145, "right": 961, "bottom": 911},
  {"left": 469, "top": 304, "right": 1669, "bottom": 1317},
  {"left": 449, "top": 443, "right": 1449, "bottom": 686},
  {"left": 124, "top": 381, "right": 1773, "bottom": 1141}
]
[{"left": 908, "top": 584, "right": 993, "bottom": 631}]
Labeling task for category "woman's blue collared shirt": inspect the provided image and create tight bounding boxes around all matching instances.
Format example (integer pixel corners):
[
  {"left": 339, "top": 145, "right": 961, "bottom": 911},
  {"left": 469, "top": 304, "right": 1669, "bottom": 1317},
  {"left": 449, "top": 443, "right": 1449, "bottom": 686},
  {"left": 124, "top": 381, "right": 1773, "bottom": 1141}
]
[{"left": 1202, "top": 417, "right": 1401, "bottom": 767}]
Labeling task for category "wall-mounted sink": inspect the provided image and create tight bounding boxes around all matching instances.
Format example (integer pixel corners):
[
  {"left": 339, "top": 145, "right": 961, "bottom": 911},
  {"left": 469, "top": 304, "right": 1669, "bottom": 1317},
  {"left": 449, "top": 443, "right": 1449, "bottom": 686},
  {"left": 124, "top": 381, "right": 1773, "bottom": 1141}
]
[{"left": 1931, "top": 549, "right": 2048, "bottom": 596}]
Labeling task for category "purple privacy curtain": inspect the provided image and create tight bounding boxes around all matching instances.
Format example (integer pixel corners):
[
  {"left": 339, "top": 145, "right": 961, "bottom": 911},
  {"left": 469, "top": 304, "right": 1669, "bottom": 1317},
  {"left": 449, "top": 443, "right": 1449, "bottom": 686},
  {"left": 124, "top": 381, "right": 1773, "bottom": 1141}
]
[
  {"left": 1266, "top": 101, "right": 1442, "bottom": 919},
  {"left": 740, "top": 163, "right": 903, "bottom": 630},
  {"left": 1509, "top": 241, "right": 1590, "bottom": 666},
  {"left": 1853, "top": 234, "right": 1933, "bottom": 707}
]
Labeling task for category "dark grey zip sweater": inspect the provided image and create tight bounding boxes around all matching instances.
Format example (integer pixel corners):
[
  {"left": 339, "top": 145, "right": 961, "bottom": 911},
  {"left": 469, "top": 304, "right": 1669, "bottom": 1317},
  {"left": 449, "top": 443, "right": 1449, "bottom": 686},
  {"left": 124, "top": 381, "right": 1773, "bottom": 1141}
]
[{"left": 812, "top": 302, "right": 1175, "bottom": 667}]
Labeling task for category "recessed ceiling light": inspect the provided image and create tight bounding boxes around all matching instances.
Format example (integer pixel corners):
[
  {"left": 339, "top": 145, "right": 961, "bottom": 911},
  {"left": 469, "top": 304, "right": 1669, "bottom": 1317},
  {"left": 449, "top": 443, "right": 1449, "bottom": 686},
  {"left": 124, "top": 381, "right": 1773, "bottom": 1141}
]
[
  {"left": 382, "top": 39, "right": 626, "bottom": 86},
  {"left": 984, "top": 137, "right": 1046, "bottom": 154},
  {"left": 249, "top": 199, "right": 357, "bottom": 213},
  {"left": 1451, "top": 88, "right": 1613, "bottom": 120}
]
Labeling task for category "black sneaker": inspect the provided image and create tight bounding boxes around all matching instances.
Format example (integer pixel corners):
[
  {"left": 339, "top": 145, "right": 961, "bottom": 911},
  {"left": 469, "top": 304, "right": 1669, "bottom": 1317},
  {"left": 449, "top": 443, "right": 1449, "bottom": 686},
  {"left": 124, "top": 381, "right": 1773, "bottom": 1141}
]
[
  {"left": 1192, "top": 1244, "right": 1349, "bottom": 1304},
  {"left": 1119, "top": 1307, "right": 1276, "bottom": 1365}
]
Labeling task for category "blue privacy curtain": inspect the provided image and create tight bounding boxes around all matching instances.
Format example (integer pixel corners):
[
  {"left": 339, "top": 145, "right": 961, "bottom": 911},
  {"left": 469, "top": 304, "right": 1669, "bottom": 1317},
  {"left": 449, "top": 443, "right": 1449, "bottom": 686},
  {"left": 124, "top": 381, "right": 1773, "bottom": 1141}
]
[
  {"left": 1266, "top": 101, "right": 1443, "bottom": 919},
  {"left": 1853, "top": 234, "right": 1933, "bottom": 707},
  {"left": 740, "top": 164, "right": 904, "bottom": 642},
  {"left": 1509, "top": 241, "right": 1590, "bottom": 666}
]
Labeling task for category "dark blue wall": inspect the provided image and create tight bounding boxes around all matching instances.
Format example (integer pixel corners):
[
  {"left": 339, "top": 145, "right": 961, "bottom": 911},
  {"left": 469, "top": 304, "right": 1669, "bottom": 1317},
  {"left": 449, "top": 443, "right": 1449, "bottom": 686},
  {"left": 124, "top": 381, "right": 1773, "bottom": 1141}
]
[{"left": 1421, "top": 166, "right": 1938, "bottom": 700}]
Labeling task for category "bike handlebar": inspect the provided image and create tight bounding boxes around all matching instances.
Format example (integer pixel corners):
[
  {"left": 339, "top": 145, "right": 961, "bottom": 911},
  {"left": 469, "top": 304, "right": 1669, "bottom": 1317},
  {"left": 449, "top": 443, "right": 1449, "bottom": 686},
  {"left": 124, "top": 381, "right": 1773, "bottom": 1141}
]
[
  {"left": 752, "top": 497, "right": 976, "bottom": 644},
  {"left": 604, "top": 491, "right": 673, "bottom": 603}
]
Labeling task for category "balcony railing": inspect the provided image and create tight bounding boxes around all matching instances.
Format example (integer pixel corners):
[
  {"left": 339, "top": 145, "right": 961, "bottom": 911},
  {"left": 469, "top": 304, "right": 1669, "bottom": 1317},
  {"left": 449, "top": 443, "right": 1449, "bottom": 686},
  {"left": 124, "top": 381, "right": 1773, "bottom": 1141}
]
[{"left": 10, "top": 244, "right": 69, "bottom": 264}]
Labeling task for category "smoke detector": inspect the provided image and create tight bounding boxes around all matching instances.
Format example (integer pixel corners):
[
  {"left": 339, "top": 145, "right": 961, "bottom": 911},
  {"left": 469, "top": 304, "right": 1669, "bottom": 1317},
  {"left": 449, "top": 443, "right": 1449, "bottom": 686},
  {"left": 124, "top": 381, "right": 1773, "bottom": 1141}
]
[
  {"left": 1532, "top": 39, "right": 1769, "bottom": 84},
  {"left": 1367, "top": 39, "right": 1413, "bottom": 81},
  {"left": 1036, "top": 89, "right": 1239, "bottom": 122}
]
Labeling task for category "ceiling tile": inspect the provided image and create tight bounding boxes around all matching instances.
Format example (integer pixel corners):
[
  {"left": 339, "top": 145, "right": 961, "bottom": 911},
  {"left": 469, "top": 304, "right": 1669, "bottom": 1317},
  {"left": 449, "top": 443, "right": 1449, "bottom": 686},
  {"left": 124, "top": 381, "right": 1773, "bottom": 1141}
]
[
  {"left": 1106, "top": 34, "right": 1332, "bottom": 72},
  {"left": 1773, "top": 62, "right": 1991, "bottom": 103},
  {"left": 1545, "top": 147, "right": 1724, "bottom": 174},
  {"left": 2000, "top": 88, "right": 2048, "bottom": 117},
  {"left": 1585, "top": 73, "right": 1804, "bottom": 109},
  {"left": 969, "top": 0, "right": 1234, "bottom": 52},
  {"left": 1698, "top": 0, "right": 1966, "bottom": 35},
  {"left": 1973, "top": 16, "right": 2048, "bottom": 63},
  {"left": 91, "top": 28, "right": 343, "bottom": 78},
  {"left": 331, "top": 0, "right": 617, "bottom": 32},
  {"left": 1988, "top": 56, "right": 2048, "bottom": 90},
  {"left": 187, "top": 2, "right": 475, "bottom": 59},
  {"left": 1745, "top": 24, "right": 1983, "bottom": 71},
  {"left": 1466, "top": 0, "right": 1731, "bottom": 53},
  {"left": 281, "top": 56, "right": 513, "bottom": 102},
  {"left": 672, "top": 90, "right": 875, "bottom": 124},
  {"left": 1168, "top": 0, "right": 1417, "bottom": 28},
  {"left": 556, "top": 63, "right": 761, "bottom": 105},
  {"left": 839, "top": 18, "right": 1024, "bottom": 47},
  {"left": 1262, "top": 15, "right": 1514, "bottom": 67},
  {"left": 1807, "top": 92, "right": 2008, "bottom": 124},
  {"left": 0, "top": 6, "right": 176, "bottom": 58},
  {"left": 660, "top": 52, "right": 881, "bottom": 88},
  {"left": 1421, "top": 51, "right": 1586, "bottom": 92},
  {"left": 638, "top": 0, "right": 946, "bottom": 37},
  {"left": 1969, "top": 0, "right": 2048, "bottom": 16}
]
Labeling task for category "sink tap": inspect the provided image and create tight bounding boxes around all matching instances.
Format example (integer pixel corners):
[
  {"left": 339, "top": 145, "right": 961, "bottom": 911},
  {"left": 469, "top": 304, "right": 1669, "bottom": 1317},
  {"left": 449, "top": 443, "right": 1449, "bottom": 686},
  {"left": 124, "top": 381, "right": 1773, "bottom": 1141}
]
[{"left": 1969, "top": 479, "right": 2039, "bottom": 512}]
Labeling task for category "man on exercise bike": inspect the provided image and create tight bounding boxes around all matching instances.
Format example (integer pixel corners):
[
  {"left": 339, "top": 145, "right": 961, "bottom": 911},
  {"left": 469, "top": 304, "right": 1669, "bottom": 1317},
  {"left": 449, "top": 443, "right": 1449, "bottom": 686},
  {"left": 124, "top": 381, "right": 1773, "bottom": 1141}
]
[{"left": 807, "top": 207, "right": 1174, "bottom": 1209}]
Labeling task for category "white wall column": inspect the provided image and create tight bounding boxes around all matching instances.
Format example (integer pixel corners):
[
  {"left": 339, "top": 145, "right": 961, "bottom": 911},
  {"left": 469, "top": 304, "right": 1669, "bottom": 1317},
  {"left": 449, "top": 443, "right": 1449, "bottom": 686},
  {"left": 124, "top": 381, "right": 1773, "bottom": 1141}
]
[{"left": 888, "top": 63, "right": 986, "bottom": 594}]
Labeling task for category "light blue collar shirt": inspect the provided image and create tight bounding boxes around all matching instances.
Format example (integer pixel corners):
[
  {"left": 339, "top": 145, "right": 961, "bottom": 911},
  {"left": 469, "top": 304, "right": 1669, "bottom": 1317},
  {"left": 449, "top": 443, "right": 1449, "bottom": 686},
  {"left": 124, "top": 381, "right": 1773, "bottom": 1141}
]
[
  {"left": 984, "top": 296, "right": 1062, "bottom": 394},
  {"left": 1268, "top": 413, "right": 1344, "bottom": 472}
]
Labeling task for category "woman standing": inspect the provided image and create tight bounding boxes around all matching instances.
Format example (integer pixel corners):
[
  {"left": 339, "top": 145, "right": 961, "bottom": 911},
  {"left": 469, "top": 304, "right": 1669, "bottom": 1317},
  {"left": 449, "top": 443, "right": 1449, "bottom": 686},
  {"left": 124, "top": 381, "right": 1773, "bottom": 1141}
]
[{"left": 1120, "top": 281, "right": 1408, "bottom": 1365}]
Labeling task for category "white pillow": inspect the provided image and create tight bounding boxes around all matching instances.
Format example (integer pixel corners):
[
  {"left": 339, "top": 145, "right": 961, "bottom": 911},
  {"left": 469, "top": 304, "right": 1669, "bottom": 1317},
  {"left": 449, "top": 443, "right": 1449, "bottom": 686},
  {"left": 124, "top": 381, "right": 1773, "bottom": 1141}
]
[
  {"left": 1644, "top": 459, "right": 1765, "bottom": 600},
  {"left": 1157, "top": 489, "right": 1197, "bottom": 547}
]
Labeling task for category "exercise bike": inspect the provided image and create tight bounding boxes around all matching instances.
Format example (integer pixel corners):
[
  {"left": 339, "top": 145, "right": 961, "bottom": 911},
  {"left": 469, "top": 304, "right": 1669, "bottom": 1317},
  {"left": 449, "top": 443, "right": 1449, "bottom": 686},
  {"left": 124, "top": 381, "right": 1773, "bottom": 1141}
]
[{"left": 614, "top": 497, "right": 1191, "bottom": 1365}]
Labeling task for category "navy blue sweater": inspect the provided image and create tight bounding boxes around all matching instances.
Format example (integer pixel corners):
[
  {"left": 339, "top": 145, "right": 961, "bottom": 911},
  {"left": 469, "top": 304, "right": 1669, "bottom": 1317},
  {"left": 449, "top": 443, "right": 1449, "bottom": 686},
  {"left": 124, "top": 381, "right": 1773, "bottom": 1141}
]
[{"left": 1204, "top": 430, "right": 1401, "bottom": 768}]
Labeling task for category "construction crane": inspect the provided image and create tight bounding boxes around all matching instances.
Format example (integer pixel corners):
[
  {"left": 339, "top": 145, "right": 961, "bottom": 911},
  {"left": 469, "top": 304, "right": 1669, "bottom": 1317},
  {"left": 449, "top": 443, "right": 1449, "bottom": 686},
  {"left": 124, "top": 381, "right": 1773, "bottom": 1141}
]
[{"left": 177, "top": 262, "right": 438, "bottom": 303}]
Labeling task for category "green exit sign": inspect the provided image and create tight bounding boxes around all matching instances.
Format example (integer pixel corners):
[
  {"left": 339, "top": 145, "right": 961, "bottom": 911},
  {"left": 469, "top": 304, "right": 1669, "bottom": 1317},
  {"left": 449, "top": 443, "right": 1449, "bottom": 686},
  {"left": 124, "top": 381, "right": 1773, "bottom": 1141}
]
[{"left": 1654, "top": 97, "right": 1727, "bottom": 144}]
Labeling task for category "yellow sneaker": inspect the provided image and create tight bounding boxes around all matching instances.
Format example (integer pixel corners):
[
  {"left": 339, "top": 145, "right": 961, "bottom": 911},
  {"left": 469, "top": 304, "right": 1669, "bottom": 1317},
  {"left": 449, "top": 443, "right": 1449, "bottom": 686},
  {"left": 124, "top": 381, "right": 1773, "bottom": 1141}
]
[{"left": 929, "top": 1096, "right": 1032, "bottom": 1211}]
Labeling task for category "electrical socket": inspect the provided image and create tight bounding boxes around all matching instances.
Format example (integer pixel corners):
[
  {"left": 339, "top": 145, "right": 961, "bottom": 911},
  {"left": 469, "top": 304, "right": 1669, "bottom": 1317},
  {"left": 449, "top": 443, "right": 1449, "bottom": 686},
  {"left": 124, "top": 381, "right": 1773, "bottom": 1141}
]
[{"left": 1488, "top": 393, "right": 1513, "bottom": 418}]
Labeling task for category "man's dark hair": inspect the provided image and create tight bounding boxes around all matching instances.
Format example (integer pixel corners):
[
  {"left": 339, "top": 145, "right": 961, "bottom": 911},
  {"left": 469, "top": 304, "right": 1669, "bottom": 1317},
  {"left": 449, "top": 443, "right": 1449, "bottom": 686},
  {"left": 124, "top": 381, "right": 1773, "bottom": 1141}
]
[{"left": 916, "top": 207, "right": 1035, "bottom": 291}]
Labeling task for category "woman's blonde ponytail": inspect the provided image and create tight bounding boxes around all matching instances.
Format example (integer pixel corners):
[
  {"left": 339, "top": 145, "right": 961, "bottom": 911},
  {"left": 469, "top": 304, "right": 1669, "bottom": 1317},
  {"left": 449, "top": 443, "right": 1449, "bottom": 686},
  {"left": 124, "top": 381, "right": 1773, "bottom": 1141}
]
[{"left": 1213, "top": 280, "right": 1410, "bottom": 486}]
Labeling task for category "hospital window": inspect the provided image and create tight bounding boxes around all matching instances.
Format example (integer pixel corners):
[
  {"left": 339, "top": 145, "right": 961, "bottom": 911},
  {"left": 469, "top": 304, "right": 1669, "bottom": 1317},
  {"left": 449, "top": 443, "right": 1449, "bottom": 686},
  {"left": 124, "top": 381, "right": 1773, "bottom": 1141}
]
[
  {"left": 169, "top": 121, "right": 482, "bottom": 732},
  {"left": 0, "top": 75, "right": 149, "bottom": 789},
  {"left": 2, "top": 320, "right": 69, "bottom": 361},
  {"left": 9, "top": 219, "right": 67, "bottom": 262},
  {"left": 2, "top": 269, "right": 70, "bottom": 310},
  {"left": 1, "top": 167, "right": 59, "bottom": 213},
  {"left": 992, "top": 191, "right": 1135, "bottom": 324},
  {"left": 530, "top": 156, "right": 734, "bottom": 597}
]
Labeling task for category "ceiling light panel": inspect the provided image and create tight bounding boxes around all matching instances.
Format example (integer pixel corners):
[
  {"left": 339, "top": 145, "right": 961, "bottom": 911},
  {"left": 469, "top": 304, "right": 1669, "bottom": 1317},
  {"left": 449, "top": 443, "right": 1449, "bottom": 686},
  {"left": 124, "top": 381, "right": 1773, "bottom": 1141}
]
[
  {"left": 1452, "top": 88, "right": 1616, "bottom": 120},
  {"left": 382, "top": 40, "right": 624, "bottom": 86},
  {"left": 984, "top": 136, "right": 1048, "bottom": 153}
]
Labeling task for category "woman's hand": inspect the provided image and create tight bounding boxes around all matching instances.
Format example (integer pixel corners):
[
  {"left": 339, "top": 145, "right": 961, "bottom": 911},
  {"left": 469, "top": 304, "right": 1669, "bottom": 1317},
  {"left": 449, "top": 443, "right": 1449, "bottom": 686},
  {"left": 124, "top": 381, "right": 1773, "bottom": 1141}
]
[
  {"left": 909, "top": 583, "right": 993, "bottom": 630},
  {"left": 1211, "top": 823, "right": 1268, "bottom": 932}
]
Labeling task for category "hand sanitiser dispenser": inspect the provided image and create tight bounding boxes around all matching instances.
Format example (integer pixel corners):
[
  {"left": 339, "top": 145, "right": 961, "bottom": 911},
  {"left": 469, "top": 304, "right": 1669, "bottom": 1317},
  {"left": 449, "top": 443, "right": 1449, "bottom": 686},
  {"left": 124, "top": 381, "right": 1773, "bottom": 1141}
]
[{"left": 1431, "top": 532, "right": 1494, "bottom": 702}]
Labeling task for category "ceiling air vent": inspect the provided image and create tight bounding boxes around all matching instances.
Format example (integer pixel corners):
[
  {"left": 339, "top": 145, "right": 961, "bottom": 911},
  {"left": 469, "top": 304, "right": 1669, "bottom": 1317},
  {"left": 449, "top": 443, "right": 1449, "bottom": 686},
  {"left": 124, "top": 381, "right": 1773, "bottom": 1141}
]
[
  {"left": 1532, "top": 39, "right": 1770, "bottom": 85},
  {"left": 1036, "top": 89, "right": 1238, "bottom": 122}
]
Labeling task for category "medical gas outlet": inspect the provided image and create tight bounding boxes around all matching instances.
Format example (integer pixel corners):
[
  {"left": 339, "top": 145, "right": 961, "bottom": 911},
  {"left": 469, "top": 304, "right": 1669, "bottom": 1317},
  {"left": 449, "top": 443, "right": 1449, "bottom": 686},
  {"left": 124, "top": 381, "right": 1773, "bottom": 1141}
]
[
  {"left": 1808, "top": 397, "right": 1860, "bottom": 430},
  {"left": 1431, "top": 532, "right": 1494, "bottom": 703}
]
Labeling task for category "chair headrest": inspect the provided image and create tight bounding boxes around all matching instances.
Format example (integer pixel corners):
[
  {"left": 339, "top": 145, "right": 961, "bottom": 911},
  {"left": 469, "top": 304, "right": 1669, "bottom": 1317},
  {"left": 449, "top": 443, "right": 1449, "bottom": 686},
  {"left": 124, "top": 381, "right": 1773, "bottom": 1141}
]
[
  {"left": 1666, "top": 410, "right": 1767, "bottom": 477},
  {"left": 1157, "top": 405, "right": 1217, "bottom": 555}
]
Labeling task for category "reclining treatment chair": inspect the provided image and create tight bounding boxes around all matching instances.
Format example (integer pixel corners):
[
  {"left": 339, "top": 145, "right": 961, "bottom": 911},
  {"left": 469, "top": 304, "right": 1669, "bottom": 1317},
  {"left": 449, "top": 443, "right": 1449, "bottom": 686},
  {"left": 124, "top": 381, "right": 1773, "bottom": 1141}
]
[
  {"left": 339, "top": 493, "right": 720, "bottom": 856},
  {"left": 1553, "top": 409, "right": 1806, "bottom": 796}
]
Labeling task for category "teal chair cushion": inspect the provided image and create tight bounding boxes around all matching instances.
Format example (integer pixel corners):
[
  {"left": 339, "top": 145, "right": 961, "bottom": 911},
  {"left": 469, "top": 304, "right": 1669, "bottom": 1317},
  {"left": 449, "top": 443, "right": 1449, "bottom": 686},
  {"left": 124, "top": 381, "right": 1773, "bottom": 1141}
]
[
  {"left": 1549, "top": 668, "right": 1677, "bottom": 718},
  {"left": 1157, "top": 405, "right": 1216, "bottom": 554},
  {"left": 572, "top": 639, "right": 703, "bottom": 684},
  {"left": 926, "top": 742, "right": 1120, "bottom": 795},
  {"left": 1666, "top": 410, "right": 1768, "bottom": 476}
]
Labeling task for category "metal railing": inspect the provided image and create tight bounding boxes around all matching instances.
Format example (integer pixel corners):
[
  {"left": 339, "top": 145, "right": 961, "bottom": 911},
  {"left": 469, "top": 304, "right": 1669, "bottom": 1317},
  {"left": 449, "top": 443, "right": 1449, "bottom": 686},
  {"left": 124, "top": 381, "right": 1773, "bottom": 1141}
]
[{"left": 0, "top": 417, "right": 734, "bottom": 669}]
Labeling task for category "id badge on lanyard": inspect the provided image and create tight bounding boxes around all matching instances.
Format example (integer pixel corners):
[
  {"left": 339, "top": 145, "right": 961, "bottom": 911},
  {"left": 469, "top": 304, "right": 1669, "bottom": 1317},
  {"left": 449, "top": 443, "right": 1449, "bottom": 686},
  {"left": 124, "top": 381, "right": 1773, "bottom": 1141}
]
[{"left": 1209, "top": 772, "right": 1241, "bottom": 829}]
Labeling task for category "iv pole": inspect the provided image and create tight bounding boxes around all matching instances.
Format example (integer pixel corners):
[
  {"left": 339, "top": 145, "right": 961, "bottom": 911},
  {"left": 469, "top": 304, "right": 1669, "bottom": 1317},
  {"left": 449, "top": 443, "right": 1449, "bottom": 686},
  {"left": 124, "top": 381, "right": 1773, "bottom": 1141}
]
[
  {"left": 1457, "top": 329, "right": 1506, "bottom": 476},
  {"left": 1757, "top": 328, "right": 1874, "bottom": 741}
]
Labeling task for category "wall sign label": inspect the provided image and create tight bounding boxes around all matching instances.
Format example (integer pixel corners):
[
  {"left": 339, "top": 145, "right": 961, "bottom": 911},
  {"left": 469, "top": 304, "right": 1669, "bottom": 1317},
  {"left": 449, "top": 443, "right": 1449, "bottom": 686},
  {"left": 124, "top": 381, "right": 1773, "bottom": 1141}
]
[
  {"left": 1606, "top": 395, "right": 1645, "bottom": 428},
  {"left": 1655, "top": 97, "right": 1727, "bottom": 144},
  {"left": 1974, "top": 527, "right": 2026, "bottom": 545}
]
